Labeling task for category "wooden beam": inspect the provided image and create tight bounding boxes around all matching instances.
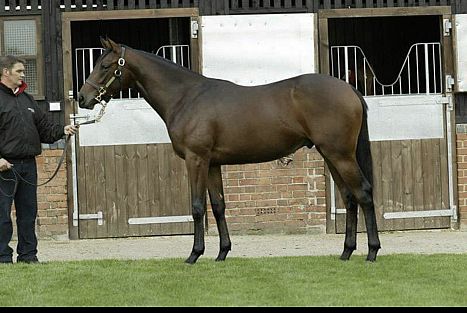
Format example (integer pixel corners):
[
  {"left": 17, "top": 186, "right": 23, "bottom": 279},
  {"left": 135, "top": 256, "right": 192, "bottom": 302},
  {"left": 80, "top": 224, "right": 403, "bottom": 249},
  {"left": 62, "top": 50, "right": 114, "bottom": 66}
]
[
  {"left": 61, "top": 8, "right": 199, "bottom": 22},
  {"left": 318, "top": 6, "right": 451, "bottom": 18}
]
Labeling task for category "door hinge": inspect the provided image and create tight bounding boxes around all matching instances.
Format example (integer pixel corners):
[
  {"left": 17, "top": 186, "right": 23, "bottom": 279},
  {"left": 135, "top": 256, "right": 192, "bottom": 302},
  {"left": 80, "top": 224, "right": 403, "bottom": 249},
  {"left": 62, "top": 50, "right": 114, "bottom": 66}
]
[
  {"left": 191, "top": 20, "right": 199, "bottom": 39},
  {"left": 444, "top": 19, "right": 452, "bottom": 36},
  {"left": 446, "top": 75, "right": 455, "bottom": 92},
  {"left": 441, "top": 95, "right": 454, "bottom": 111}
]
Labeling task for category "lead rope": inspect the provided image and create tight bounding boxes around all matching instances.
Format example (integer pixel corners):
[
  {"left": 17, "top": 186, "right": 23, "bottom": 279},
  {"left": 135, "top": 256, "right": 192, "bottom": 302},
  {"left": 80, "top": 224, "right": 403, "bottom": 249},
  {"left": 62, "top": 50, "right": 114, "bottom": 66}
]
[
  {"left": 0, "top": 135, "right": 71, "bottom": 197},
  {"left": 14, "top": 134, "right": 72, "bottom": 187}
]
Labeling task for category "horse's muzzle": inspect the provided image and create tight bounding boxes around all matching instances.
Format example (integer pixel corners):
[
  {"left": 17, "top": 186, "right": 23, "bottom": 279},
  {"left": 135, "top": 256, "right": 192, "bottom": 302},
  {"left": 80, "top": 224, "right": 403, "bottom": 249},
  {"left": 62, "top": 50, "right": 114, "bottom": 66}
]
[{"left": 78, "top": 93, "right": 96, "bottom": 109}]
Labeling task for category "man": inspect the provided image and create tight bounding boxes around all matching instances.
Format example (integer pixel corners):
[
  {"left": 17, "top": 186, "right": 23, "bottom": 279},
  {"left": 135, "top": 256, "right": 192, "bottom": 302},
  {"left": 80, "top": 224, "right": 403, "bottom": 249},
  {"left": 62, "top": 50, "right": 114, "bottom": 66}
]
[{"left": 0, "top": 55, "right": 78, "bottom": 264}]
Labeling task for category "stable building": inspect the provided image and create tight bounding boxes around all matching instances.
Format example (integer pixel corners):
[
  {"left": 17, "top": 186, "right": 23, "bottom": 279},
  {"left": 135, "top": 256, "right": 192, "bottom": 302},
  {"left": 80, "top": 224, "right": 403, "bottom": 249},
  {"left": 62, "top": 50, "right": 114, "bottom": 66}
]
[{"left": 1, "top": 0, "right": 466, "bottom": 240}]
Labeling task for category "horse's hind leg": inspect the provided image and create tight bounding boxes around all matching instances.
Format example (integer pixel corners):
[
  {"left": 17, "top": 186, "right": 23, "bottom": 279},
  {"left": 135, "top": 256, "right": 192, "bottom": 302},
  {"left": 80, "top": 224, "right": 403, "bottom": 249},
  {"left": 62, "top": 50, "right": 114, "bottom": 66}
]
[
  {"left": 324, "top": 157, "right": 359, "bottom": 260},
  {"left": 341, "top": 196, "right": 359, "bottom": 260},
  {"left": 335, "top": 159, "right": 380, "bottom": 261},
  {"left": 184, "top": 153, "right": 209, "bottom": 264},
  {"left": 320, "top": 151, "right": 381, "bottom": 261},
  {"left": 207, "top": 165, "right": 231, "bottom": 261}
]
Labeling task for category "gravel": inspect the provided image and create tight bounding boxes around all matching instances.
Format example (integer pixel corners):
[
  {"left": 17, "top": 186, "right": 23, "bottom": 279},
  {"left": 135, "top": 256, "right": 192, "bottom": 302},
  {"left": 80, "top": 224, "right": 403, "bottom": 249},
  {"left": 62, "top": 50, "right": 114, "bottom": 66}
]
[{"left": 15, "top": 229, "right": 466, "bottom": 263}]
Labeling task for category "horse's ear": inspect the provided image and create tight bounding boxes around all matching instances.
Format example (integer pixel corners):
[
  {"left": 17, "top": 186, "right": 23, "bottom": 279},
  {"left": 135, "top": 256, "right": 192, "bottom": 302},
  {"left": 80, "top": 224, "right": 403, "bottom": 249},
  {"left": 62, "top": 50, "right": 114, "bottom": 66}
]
[
  {"left": 103, "top": 38, "right": 121, "bottom": 54},
  {"left": 100, "top": 36, "right": 111, "bottom": 49},
  {"left": 107, "top": 38, "right": 120, "bottom": 51}
]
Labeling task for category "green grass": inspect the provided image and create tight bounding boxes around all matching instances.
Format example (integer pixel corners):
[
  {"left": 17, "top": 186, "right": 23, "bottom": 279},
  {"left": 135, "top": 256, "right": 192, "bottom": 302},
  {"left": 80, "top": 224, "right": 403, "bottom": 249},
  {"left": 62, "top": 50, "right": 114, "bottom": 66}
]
[{"left": 0, "top": 254, "right": 466, "bottom": 306}]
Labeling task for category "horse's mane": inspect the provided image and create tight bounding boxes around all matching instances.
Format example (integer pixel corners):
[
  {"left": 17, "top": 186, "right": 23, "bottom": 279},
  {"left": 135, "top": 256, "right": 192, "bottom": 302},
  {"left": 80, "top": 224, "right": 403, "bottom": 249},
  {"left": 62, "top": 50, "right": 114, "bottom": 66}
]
[{"left": 129, "top": 46, "right": 199, "bottom": 76}]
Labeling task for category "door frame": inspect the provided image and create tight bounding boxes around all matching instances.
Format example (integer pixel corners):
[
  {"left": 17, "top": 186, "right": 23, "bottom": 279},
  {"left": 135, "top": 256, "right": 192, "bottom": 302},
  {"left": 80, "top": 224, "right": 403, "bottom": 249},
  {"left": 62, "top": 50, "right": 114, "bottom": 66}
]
[
  {"left": 317, "top": 6, "right": 457, "bottom": 233},
  {"left": 62, "top": 8, "right": 200, "bottom": 239}
]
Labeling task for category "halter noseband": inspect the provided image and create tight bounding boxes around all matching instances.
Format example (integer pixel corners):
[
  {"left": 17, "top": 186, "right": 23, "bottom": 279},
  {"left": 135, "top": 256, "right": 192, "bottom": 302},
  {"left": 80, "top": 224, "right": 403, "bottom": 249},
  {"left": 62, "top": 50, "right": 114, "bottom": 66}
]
[{"left": 85, "top": 45, "right": 126, "bottom": 104}]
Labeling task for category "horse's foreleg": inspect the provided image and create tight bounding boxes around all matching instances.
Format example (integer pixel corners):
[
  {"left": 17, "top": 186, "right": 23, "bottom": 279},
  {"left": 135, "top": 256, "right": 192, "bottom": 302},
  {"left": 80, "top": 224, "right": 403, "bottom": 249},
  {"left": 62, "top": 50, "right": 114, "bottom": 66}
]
[
  {"left": 324, "top": 158, "right": 358, "bottom": 260},
  {"left": 185, "top": 153, "right": 209, "bottom": 264},
  {"left": 207, "top": 165, "right": 231, "bottom": 261}
]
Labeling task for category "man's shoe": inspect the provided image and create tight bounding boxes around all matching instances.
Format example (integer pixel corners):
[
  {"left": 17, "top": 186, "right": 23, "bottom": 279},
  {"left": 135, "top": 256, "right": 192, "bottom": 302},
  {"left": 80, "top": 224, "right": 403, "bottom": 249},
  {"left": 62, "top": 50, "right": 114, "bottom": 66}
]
[
  {"left": 17, "top": 257, "right": 39, "bottom": 264},
  {"left": 0, "top": 259, "right": 13, "bottom": 264}
]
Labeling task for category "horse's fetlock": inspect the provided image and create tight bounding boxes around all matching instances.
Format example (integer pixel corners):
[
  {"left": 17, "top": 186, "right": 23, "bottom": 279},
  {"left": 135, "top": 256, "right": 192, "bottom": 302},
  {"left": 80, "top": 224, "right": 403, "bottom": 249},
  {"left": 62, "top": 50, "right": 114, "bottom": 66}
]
[
  {"left": 192, "top": 247, "right": 205, "bottom": 255},
  {"left": 369, "top": 242, "right": 381, "bottom": 250},
  {"left": 220, "top": 242, "right": 231, "bottom": 252}
]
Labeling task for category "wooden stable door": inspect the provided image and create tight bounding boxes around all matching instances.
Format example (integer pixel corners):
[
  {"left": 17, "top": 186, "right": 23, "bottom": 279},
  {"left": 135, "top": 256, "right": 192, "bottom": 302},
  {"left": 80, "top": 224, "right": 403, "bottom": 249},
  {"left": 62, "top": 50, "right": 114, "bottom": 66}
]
[
  {"left": 334, "top": 137, "right": 451, "bottom": 232},
  {"left": 319, "top": 7, "right": 456, "bottom": 233},
  {"left": 62, "top": 10, "right": 199, "bottom": 239},
  {"left": 74, "top": 141, "right": 193, "bottom": 239}
]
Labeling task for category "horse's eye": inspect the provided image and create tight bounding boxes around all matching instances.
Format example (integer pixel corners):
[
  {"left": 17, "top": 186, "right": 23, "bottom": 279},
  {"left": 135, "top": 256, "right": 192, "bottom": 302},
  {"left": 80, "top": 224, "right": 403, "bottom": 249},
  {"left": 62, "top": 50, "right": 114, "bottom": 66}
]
[{"left": 101, "top": 63, "right": 111, "bottom": 70}]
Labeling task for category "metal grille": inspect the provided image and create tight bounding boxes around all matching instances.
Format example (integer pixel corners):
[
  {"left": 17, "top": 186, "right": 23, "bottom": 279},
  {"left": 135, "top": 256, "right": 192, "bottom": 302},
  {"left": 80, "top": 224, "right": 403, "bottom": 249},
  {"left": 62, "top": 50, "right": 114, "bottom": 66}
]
[
  {"left": 330, "top": 42, "right": 442, "bottom": 96},
  {"left": 3, "top": 20, "right": 36, "bottom": 55},
  {"left": 2, "top": 20, "right": 38, "bottom": 94},
  {"left": 155, "top": 45, "right": 191, "bottom": 68},
  {"left": 24, "top": 59, "right": 38, "bottom": 94},
  {"left": 74, "top": 48, "right": 105, "bottom": 98}
]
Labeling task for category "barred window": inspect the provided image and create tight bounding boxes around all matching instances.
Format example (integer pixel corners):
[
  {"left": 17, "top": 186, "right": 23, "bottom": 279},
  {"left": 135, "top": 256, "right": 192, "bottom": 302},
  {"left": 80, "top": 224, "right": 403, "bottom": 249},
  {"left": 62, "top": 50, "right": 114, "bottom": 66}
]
[{"left": 0, "top": 16, "right": 43, "bottom": 99}]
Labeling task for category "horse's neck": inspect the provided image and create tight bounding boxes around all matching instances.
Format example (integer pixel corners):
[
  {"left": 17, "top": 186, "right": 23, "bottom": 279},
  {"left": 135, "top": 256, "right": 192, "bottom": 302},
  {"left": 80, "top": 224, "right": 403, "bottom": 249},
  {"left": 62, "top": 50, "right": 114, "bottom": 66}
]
[{"left": 128, "top": 49, "right": 202, "bottom": 123}]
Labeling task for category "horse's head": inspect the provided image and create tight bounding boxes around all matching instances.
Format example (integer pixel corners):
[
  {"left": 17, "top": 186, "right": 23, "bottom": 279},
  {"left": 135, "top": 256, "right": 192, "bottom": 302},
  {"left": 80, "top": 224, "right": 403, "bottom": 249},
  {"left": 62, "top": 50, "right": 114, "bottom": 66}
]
[{"left": 78, "top": 37, "right": 131, "bottom": 109}]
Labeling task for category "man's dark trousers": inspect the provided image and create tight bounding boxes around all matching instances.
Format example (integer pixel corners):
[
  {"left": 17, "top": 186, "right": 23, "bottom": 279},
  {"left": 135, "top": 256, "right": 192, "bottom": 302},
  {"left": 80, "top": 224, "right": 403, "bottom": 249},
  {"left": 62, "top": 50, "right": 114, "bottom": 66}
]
[{"left": 0, "top": 159, "right": 38, "bottom": 263}]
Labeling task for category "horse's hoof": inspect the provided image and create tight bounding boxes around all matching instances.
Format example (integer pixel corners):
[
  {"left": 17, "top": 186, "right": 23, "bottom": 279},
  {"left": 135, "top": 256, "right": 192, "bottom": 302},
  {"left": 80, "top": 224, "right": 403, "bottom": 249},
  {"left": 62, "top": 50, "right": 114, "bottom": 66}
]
[
  {"left": 185, "top": 253, "right": 201, "bottom": 264},
  {"left": 340, "top": 248, "right": 354, "bottom": 261},
  {"left": 184, "top": 258, "right": 196, "bottom": 264},
  {"left": 215, "top": 250, "right": 229, "bottom": 262},
  {"left": 366, "top": 249, "right": 379, "bottom": 262}
]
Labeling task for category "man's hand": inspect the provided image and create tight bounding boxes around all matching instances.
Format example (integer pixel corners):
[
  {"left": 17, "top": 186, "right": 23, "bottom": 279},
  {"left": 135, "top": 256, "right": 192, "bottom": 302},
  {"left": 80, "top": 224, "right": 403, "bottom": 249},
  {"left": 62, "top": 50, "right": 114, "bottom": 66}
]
[
  {"left": 0, "top": 158, "right": 12, "bottom": 172},
  {"left": 64, "top": 124, "right": 79, "bottom": 136}
]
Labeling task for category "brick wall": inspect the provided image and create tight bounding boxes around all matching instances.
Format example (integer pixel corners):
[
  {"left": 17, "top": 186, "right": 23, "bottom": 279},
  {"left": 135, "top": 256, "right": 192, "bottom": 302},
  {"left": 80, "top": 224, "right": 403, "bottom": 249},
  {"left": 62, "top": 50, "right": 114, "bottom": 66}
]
[
  {"left": 206, "top": 147, "right": 327, "bottom": 235},
  {"left": 456, "top": 126, "right": 467, "bottom": 230},
  {"left": 36, "top": 149, "right": 69, "bottom": 238},
  {"left": 11, "top": 149, "right": 69, "bottom": 239}
]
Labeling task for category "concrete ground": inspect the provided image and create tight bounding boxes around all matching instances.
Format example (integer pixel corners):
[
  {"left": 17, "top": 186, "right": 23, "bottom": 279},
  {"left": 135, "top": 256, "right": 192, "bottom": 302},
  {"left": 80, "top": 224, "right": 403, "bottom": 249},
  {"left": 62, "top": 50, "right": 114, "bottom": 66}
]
[{"left": 8, "top": 229, "right": 465, "bottom": 263}]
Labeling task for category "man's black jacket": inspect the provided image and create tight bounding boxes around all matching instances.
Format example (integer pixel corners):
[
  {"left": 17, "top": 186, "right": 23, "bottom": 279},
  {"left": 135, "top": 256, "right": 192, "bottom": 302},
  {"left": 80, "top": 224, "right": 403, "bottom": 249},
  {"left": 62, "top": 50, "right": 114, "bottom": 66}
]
[{"left": 0, "top": 82, "right": 64, "bottom": 160}]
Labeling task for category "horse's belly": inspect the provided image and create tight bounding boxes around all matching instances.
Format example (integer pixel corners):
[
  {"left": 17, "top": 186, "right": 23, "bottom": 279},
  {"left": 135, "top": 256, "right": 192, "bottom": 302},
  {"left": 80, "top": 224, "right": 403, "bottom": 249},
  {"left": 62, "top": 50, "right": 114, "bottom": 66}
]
[{"left": 210, "top": 136, "right": 305, "bottom": 165}]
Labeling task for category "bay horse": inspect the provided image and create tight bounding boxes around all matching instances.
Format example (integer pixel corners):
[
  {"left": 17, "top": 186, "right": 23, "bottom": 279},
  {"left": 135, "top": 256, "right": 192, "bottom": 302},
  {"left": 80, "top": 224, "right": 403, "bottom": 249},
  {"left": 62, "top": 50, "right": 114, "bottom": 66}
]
[{"left": 78, "top": 38, "right": 381, "bottom": 264}]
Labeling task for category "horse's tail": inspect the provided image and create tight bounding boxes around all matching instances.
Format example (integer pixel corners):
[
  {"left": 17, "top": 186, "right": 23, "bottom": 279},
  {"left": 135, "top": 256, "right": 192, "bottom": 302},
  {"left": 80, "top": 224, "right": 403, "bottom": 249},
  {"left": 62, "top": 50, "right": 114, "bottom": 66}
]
[{"left": 355, "top": 90, "right": 373, "bottom": 186}]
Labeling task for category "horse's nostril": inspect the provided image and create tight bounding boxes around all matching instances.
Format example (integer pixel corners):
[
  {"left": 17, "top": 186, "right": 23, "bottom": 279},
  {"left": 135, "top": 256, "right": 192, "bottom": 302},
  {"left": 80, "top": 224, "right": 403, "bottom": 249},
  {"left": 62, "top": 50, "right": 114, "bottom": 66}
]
[{"left": 78, "top": 94, "right": 84, "bottom": 103}]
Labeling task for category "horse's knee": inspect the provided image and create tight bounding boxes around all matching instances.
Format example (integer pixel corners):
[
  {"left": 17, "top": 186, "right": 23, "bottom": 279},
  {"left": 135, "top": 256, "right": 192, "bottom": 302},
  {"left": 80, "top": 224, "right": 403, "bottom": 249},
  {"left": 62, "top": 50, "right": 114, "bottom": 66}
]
[
  {"left": 191, "top": 201, "right": 205, "bottom": 220},
  {"left": 211, "top": 202, "right": 225, "bottom": 218}
]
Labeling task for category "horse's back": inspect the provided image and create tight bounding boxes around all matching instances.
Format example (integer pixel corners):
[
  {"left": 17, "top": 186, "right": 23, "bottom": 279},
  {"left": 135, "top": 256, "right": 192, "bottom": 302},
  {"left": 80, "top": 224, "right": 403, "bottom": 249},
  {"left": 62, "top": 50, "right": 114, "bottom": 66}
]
[
  {"left": 211, "top": 73, "right": 362, "bottom": 113},
  {"left": 170, "top": 73, "right": 364, "bottom": 164}
]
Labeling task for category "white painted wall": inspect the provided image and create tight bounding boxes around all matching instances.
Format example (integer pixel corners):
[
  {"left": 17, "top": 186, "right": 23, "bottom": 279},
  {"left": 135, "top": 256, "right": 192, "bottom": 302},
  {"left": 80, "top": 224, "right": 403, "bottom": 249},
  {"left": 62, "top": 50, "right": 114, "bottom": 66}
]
[{"left": 201, "top": 13, "right": 317, "bottom": 85}]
